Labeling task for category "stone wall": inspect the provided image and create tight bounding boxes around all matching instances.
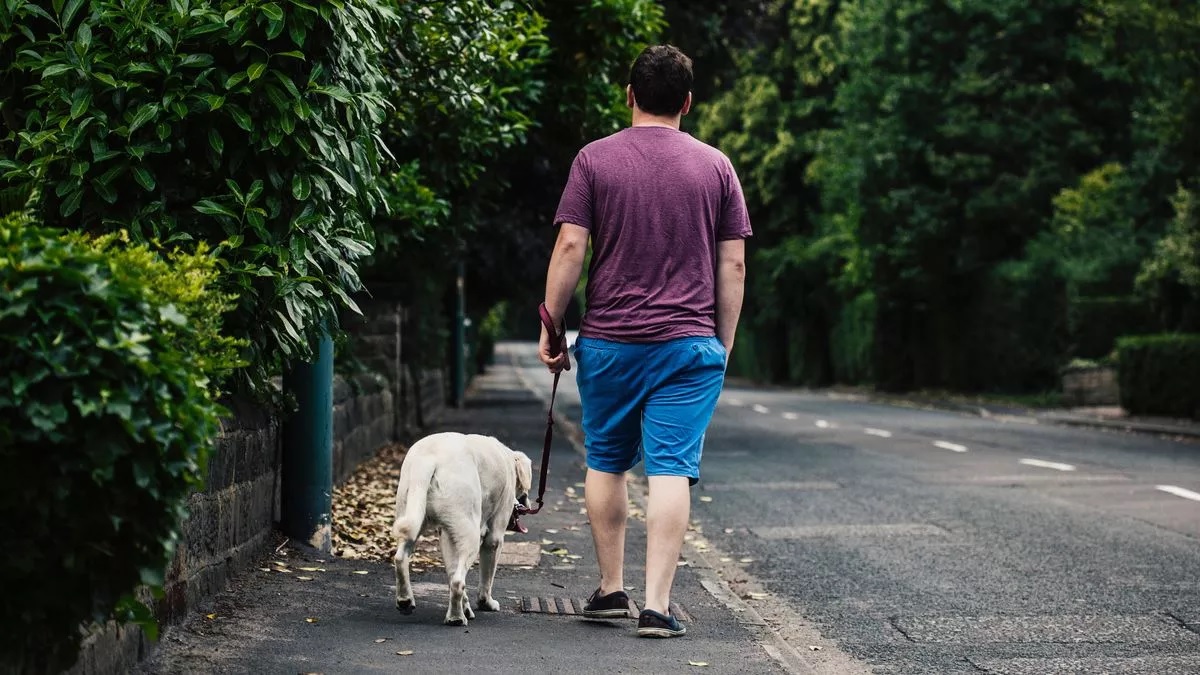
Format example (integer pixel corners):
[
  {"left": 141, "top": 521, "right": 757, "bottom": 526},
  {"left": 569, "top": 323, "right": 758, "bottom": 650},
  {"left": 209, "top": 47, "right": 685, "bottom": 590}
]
[
  {"left": 1061, "top": 365, "right": 1120, "bottom": 407},
  {"left": 333, "top": 373, "right": 394, "bottom": 484},
  {"left": 341, "top": 294, "right": 448, "bottom": 436},
  {"left": 67, "top": 401, "right": 282, "bottom": 675},
  {"left": 66, "top": 368, "right": 427, "bottom": 675},
  {"left": 64, "top": 288, "right": 453, "bottom": 675}
]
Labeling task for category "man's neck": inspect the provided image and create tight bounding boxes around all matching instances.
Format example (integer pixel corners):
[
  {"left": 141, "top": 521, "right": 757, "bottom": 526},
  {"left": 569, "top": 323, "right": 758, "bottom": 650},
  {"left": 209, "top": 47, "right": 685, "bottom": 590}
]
[{"left": 630, "top": 109, "right": 681, "bottom": 130}]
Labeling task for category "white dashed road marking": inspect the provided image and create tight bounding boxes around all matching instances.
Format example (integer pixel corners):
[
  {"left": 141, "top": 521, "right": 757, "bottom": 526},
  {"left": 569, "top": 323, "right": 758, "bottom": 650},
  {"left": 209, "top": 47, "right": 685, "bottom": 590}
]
[
  {"left": 864, "top": 428, "right": 892, "bottom": 438},
  {"left": 752, "top": 404, "right": 770, "bottom": 414},
  {"left": 1019, "top": 458, "right": 1076, "bottom": 472},
  {"left": 782, "top": 412, "right": 799, "bottom": 420},
  {"left": 934, "top": 441, "right": 968, "bottom": 453},
  {"left": 1156, "top": 485, "right": 1200, "bottom": 502}
]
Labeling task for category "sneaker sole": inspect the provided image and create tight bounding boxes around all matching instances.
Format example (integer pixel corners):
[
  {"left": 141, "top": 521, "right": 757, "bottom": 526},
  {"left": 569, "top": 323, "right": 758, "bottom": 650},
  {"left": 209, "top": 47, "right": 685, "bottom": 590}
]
[
  {"left": 637, "top": 626, "right": 686, "bottom": 638},
  {"left": 581, "top": 608, "right": 631, "bottom": 619}
]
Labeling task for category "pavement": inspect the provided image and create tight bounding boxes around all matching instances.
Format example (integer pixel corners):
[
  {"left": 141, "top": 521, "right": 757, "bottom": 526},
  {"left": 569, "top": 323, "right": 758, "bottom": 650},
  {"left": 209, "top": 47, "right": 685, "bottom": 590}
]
[{"left": 136, "top": 343, "right": 808, "bottom": 675}]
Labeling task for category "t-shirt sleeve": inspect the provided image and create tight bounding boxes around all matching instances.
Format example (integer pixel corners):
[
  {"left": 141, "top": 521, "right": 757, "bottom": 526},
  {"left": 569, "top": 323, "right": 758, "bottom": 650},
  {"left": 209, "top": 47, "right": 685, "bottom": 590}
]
[
  {"left": 718, "top": 160, "right": 752, "bottom": 241},
  {"left": 553, "top": 151, "right": 593, "bottom": 229}
]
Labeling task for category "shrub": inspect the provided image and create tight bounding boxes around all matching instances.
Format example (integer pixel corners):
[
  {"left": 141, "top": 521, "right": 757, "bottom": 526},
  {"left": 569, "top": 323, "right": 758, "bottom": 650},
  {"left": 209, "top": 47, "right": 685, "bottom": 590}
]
[
  {"left": 1117, "top": 333, "right": 1200, "bottom": 418},
  {"left": 0, "top": 215, "right": 238, "bottom": 672},
  {"left": 0, "top": 0, "right": 391, "bottom": 394}
]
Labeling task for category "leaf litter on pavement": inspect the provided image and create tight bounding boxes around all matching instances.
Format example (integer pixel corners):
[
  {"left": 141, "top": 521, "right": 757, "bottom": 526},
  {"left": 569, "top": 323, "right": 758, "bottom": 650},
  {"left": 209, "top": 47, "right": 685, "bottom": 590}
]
[{"left": 331, "top": 443, "right": 442, "bottom": 571}]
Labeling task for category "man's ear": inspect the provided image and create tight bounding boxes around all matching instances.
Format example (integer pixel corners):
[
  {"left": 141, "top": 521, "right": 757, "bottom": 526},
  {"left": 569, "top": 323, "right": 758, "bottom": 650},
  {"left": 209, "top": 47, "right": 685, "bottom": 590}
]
[
  {"left": 681, "top": 91, "right": 692, "bottom": 116},
  {"left": 626, "top": 84, "right": 635, "bottom": 110}
]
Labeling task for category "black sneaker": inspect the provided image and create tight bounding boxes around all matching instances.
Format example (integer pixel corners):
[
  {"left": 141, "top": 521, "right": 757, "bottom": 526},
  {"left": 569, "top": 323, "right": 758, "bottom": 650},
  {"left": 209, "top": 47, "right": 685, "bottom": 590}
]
[
  {"left": 637, "top": 609, "right": 686, "bottom": 638},
  {"left": 581, "top": 588, "right": 631, "bottom": 618}
]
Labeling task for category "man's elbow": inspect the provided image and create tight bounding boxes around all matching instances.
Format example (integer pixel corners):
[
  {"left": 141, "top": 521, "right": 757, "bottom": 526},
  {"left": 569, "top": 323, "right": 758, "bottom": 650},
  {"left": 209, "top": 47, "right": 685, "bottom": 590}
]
[
  {"left": 555, "top": 224, "right": 589, "bottom": 261},
  {"left": 721, "top": 258, "right": 746, "bottom": 282}
]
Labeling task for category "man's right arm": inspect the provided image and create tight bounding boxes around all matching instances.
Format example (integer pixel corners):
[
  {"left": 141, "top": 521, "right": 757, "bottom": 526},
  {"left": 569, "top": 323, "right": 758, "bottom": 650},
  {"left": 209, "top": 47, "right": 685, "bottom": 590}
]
[{"left": 715, "top": 238, "right": 746, "bottom": 356}]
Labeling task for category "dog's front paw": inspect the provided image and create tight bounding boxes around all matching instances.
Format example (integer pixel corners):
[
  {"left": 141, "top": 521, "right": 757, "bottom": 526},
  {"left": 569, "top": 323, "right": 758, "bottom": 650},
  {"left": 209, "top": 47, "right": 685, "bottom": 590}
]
[
  {"left": 477, "top": 597, "right": 501, "bottom": 612},
  {"left": 396, "top": 598, "right": 416, "bottom": 615},
  {"left": 444, "top": 615, "right": 467, "bottom": 627}
]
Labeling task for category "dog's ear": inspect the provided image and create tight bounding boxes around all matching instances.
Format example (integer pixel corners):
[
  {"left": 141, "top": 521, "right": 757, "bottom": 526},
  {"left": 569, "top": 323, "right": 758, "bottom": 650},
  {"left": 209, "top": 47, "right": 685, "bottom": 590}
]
[{"left": 512, "top": 451, "right": 533, "bottom": 492}]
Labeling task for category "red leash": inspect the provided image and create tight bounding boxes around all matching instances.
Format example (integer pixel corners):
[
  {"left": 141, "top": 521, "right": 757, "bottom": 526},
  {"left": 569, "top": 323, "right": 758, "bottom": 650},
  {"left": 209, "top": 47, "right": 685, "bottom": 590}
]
[{"left": 507, "top": 303, "right": 563, "bottom": 532}]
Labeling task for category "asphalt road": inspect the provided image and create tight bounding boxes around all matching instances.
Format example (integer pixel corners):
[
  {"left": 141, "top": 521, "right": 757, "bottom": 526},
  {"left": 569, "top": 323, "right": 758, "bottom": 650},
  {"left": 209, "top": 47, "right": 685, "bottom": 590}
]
[{"left": 512, "top": 342, "right": 1200, "bottom": 675}]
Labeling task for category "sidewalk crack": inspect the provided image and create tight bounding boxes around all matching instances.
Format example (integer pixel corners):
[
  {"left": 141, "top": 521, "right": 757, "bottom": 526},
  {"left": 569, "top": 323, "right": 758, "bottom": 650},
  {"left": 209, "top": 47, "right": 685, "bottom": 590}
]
[
  {"left": 963, "top": 656, "right": 990, "bottom": 672},
  {"left": 888, "top": 616, "right": 916, "bottom": 643},
  {"left": 1164, "top": 610, "right": 1200, "bottom": 636}
]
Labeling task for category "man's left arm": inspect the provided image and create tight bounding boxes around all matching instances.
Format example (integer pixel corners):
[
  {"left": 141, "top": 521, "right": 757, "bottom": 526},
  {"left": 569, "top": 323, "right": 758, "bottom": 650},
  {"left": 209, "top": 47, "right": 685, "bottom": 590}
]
[{"left": 540, "top": 223, "right": 589, "bottom": 372}]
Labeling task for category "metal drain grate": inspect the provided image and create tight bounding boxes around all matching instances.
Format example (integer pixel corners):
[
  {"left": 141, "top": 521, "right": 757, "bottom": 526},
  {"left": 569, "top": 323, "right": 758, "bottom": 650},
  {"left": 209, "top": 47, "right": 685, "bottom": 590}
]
[{"left": 519, "top": 597, "right": 691, "bottom": 622}]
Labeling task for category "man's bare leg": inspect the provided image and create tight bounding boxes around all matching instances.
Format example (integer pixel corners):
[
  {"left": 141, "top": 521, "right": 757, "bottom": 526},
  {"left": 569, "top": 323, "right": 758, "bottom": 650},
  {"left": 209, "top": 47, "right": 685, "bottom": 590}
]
[
  {"left": 643, "top": 475, "right": 690, "bottom": 614},
  {"left": 586, "top": 468, "right": 628, "bottom": 594}
]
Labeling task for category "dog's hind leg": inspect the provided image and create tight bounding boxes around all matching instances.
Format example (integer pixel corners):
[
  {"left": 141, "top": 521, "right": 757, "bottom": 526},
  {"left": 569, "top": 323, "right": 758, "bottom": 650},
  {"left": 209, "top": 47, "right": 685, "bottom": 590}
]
[
  {"left": 440, "top": 521, "right": 478, "bottom": 626},
  {"left": 393, "top": 536, "right": 416, "bottom": 614},
  {"left": 477, "top": 520, "right": 505, "bottom": 611}
]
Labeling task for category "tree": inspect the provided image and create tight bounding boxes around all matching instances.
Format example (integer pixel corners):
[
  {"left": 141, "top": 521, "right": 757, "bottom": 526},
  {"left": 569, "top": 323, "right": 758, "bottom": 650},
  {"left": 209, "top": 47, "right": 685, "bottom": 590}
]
[{"left": 697, "top": 0, "right": 850, "bottom": 384}]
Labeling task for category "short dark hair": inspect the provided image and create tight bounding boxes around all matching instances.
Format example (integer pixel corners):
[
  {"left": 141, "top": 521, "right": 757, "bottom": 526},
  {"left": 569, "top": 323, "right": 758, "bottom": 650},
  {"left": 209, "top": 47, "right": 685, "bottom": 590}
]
[{"left": 628, "top": 45, "right": 693, "bottom": 116}]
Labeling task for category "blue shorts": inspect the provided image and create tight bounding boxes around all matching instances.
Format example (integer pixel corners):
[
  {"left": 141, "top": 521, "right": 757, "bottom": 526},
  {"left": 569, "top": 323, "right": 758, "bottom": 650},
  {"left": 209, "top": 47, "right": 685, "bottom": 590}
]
[{"left": 573, "top": 335, "right": 727, "bottom": 485}]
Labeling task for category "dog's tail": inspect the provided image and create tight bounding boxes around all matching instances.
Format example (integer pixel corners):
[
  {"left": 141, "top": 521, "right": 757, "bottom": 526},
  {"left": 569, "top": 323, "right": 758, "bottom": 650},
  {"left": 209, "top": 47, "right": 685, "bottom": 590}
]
[{"left": 392, "top": 456, "right": 435, "bottom": 540}]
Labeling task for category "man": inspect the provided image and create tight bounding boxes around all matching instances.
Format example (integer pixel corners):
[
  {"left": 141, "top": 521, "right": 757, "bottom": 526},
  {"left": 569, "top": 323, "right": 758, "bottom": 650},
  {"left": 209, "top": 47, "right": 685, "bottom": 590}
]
[{"left": 538, "top": 44, "right": 751, "bottom": 639}]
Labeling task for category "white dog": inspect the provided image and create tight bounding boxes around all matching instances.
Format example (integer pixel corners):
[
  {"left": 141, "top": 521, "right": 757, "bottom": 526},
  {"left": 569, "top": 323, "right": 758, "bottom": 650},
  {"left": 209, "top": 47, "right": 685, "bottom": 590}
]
[{"left": 392, "top": 432, "right": 533, "bottom": 626}]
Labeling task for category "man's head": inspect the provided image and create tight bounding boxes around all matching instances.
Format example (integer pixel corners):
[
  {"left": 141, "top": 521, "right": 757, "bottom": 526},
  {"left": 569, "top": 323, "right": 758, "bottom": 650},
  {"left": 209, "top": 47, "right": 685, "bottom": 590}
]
[{"left": 627, "top": 45, "right": 693, "bottom": 117}]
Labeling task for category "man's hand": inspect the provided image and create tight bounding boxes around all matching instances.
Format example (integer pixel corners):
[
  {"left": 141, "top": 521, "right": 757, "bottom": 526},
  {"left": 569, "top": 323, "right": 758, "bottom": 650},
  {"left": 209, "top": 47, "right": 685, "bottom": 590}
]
[
  {"left": 538, "top": 321, "right": 571, "bottom": 373},
  {"left": 716, "top": 238, "right": 746, "bottom": 357},
  {"left": 539, "top": 223, "right": 588, "bottom": 373}
]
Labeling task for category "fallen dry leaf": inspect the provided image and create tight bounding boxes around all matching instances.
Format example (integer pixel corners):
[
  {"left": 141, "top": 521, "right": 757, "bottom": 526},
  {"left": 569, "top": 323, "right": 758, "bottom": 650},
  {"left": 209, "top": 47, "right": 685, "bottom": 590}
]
[
  {"left": 809, "top": 646, "right": 822, "bottom": 651},
  {"left": 739, "top": 558, "right": 754, "bottom": 563},
  {"left": 305, "top": 617, "right": 318, "bottom": 624},
  {"left": 332, "top": 444, "right": 444, "bottom": 567},
  {"left": 698, "top": 496, "right": 713, "bottom": 503},
  {"left": 298, "top": 566, "right": 324, "bottom": 572},
  {"left": 719, "top": 557, "right": 732, "bottom": 562},
  {"left": 374, "top": 638, "right": 389, "bottom": 643},
  {"left": 540, "top": 538, "right": 554, "bottom": 545},
  {"left": 396, "top": 650, "right": 414, "bottom": 656},
  {"left": 545, "top": 529, "right": 559, "bottom": 534},
  {"left": 747, "top": 592, "right": 768, "bottom": 600},
  {"left": 297, "top": 576, "right": 313, "bottom": 581},
  {"left": 723, "top": 528, "right": 734, "bottom": 534},
  {"left": 205, "top": 613, "right": 217, "bottom": 620},
  {"left": 688, "top": 661, "right": 709, "bottom": 667},
  {"left": 353, "top": 570, "right": 370, "bottom": 575}
]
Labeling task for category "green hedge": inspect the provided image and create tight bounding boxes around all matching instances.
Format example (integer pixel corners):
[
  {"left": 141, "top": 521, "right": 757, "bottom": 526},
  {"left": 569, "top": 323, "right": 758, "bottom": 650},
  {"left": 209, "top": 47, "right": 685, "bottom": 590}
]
[
  {"left": 1117, "top": 334, "right": 1200, "bottom": 418},
  {"left": 0, "top": 0, "right": 390, "bottom": 394},
  {"left": 0, "top": 216, "right": 240, "bottom": 672}
]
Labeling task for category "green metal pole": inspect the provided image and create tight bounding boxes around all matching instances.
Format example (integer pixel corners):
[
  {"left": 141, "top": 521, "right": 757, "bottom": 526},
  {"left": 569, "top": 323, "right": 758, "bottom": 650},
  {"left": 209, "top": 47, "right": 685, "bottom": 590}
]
[
  {"left": 453, "top": 260, "right": 466, "bottom": 408},
  {"left": 281, "top": 327, "right": 333, "bottom": 553}
]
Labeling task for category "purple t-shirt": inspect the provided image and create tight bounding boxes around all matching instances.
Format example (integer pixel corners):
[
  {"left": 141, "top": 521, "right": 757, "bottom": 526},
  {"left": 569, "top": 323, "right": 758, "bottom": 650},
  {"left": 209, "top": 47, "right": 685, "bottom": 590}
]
[{"left": 553, "top": 126, "right": 752, "bottom": 342}]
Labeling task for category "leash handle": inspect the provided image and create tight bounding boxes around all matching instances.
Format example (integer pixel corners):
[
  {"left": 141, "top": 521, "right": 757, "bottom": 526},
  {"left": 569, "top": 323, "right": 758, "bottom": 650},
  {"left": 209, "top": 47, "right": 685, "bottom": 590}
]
[{"left": 538, "top": 302, "right": 563, "bottom": 358}]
